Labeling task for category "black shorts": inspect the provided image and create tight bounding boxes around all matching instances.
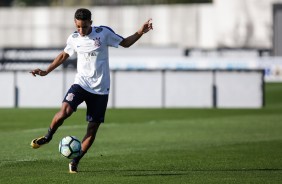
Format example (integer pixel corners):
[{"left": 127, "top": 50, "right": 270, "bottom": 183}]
[{"left": 63, "top": 84, "right": 109, "bottom": 123}]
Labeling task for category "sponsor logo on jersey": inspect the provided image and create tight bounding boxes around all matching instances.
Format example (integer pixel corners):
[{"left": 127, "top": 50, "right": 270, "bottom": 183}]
[
  {"left": 95, "top": 27, "right": 103, "bottom": 33},
  {"left": 66, "top": 93, "right": 75, "bottom": 101},
  {"left": 90, "top": 52, "right": 97, "bottom": 56}
]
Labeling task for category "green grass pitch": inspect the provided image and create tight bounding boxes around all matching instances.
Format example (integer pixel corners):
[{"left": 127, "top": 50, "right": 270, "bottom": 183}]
[{"left": 0, "top": 83, "right": 282, "bottom": 184}]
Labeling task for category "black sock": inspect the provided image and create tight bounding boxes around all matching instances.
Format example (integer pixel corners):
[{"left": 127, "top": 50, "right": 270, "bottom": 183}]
[
  {"left": 72, "top": 150, "right": 87, "bottom": 165},
  {"left": 44, "top": 127, "right": 55, "bottom": 141}
]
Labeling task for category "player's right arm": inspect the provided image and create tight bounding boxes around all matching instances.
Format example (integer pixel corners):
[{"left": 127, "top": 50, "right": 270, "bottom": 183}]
[{"left": 30, "top": 51, "right": 69, "bottom": 77}]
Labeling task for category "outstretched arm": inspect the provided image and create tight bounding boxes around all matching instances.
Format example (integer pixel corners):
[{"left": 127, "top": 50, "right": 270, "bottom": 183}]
[
  {"left": 119, "top": 18, "right": 153, "bottom": 48},
  {"left": 30, "top": 51, "right": 69, "bottom": 77}
]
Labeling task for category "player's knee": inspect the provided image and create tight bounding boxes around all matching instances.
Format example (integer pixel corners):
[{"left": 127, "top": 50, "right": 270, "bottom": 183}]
[
  {"left": 57, "top": 109, "right": 72, "bottom": 121},
  {"left": 87, "top": 123, "right": 100, "bottom": 135},
  {"left": 60, "top": 103, "right": 73, "bottom": 118},
  {"left": 63, "top": 109, "right": 72, "bottom": 118}
]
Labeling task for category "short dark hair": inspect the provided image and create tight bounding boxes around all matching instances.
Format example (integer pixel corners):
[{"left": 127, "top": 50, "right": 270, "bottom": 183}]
[{"left": 74, "top": 8, "right": 92, "bottom": 21}]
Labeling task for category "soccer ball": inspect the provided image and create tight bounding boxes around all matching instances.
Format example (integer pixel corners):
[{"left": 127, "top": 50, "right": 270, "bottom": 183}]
[{"left": 59, "top": 136, "right": 81, "bottom": 159}]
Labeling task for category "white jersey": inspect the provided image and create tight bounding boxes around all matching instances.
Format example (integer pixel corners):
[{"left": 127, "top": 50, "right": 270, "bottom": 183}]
[{"left": 64, "top": 26, "right": 123, "bottom": 95}]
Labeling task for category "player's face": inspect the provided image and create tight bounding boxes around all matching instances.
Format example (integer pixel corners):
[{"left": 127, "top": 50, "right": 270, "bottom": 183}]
[{"left": 74, "top": 19, "right": 92, "bottom": 36}]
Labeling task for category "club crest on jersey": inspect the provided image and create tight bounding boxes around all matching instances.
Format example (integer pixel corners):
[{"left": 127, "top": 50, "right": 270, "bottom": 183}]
[
  {"left": 66, "top": 93, "right": 75, "bottom": 101},
  {"left": 93, "top": 37, "right": 101, "bottom": 47}
]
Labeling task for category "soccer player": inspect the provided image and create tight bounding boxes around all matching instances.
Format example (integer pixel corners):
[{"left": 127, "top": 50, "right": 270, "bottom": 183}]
[{"left": 30, "top": 8, "right": 153, "bottom": 173}]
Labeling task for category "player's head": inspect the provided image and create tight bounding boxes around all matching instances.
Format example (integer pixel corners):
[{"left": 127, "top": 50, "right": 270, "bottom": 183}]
[
  {"left": 75, "top": 8, "right": 92, "bottom": 21},
  {"left": 74, "top": 8, "right": 92, "bottom": 36}
]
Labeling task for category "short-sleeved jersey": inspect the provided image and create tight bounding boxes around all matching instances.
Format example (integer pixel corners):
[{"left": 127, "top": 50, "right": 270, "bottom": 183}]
[{"left": 64, "top": 26, "right": 123, "bottom": 95}]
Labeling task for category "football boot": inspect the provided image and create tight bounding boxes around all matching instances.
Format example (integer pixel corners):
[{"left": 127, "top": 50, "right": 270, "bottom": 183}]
[
  {"left": 69, "top": 161, "right": 78, "bottom": 173},
  {"left": 30, "top": 136, "right": 49, "bottom": 149}
]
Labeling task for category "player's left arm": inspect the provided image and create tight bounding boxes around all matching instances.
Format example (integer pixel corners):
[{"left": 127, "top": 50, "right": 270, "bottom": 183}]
[{"left": 119, "top": 19, "right": 153, "bottom": 48}]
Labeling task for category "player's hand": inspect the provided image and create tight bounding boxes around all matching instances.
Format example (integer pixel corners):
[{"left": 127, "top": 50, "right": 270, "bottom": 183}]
[
  {"left": 30, "top": 69, "right": 48, "bottom": 77},
  {"left": 138, "top": 18, "right": 153, "bottom": 35}
]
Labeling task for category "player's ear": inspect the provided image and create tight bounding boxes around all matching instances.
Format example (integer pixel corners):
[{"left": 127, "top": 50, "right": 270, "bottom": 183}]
[{"left": 90, "top": 20, "right": 93, "bottom": 25}]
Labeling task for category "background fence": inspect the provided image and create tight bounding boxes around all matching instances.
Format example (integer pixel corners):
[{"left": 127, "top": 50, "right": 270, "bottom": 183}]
[
  {"left": 0, "top": 0, "right": 281, "bottom": 109},
  {"left": 0, "top": 69, "right": 264, "bottom": 108}
]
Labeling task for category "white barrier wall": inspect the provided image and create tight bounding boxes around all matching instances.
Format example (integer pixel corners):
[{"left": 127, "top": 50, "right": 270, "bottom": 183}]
[
  {"left": 113, "top": 71, "right": 163, "bottom": 108},
  {"left": 216, "top": 71, "right": 264, "bottom": 108},
  {"left": 0, "top": 70, "right": 264, "bottom": 108},
  {"left": 16, "top": 71, "right": 64, "bottom": 107},
  {"left": 165, "top": 71, "right": 213, "bottom": 108},
  {"left": 0, "top": 72, "right": 15, "bottom": 107}
]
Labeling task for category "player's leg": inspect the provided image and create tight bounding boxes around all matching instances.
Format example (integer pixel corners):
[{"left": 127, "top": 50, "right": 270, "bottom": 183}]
[
  {"left": 45, "top": 102, "right": 74, "bottom": 140},
  {"left": 81, "top": 122, "right": 101, "bottom": 150},
  {"left": 69, "top": 122, "right": 101, "bottom": 173},
  {"left": 69, "top": 93, "right": 108, "bottom": 173},
  {"left": 31, "top": 84, "right": 85, "bottom": 149},
  {"left": 31, "top": 102, "right": 74, "bottom": 148}
]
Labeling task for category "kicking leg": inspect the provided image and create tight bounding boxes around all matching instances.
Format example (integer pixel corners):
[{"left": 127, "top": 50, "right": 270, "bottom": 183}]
[
  {"left": 31, "top": 102, "right": 73, "bottom": 149},
  {"left": 46, "top": 102, "right": 74, "bottom": 140}
]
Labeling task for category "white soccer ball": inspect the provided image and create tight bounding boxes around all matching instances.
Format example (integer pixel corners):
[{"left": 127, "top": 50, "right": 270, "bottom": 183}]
[{"left": 59, "top": 136, "right": 81, "bottom": 159}]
